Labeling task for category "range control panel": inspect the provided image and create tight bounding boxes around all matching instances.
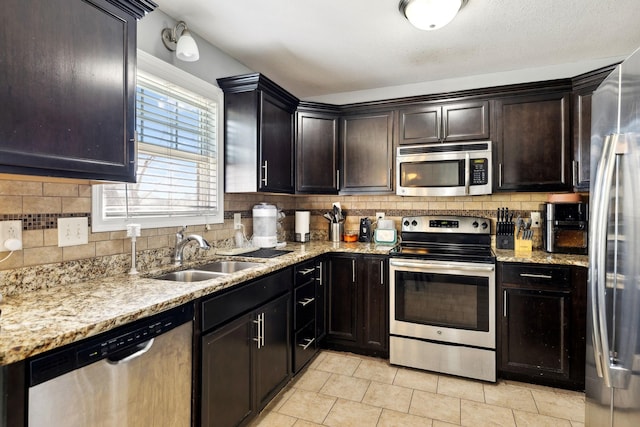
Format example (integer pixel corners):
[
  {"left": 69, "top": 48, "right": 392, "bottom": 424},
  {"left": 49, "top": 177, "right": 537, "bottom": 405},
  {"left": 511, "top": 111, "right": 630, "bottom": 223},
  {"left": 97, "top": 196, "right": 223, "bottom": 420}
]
[{"left": 401, "top": 215, "right": 490, "bottom": 234}]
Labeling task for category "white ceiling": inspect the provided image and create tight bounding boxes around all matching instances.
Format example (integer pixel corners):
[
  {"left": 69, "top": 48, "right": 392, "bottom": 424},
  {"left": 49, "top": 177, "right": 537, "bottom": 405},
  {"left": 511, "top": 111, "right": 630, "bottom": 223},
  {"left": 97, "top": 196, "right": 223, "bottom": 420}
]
[{"left": 154, "top": 0, "right": 640, "bottom": 104}]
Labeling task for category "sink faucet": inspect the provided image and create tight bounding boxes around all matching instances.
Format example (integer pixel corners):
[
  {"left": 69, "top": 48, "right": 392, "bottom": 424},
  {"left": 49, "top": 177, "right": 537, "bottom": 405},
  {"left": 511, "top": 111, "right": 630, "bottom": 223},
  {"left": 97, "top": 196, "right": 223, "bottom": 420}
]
[{"left": 173, "top": 227, "right": 211, "bottom": 265}]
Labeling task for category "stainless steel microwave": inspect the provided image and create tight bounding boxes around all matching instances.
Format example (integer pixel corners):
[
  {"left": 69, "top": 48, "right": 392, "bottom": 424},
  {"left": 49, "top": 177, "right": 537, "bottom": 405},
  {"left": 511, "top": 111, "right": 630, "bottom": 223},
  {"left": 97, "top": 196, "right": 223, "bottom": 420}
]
[{"left": 396, "top": 141, "right": 492, "bottom": 197}]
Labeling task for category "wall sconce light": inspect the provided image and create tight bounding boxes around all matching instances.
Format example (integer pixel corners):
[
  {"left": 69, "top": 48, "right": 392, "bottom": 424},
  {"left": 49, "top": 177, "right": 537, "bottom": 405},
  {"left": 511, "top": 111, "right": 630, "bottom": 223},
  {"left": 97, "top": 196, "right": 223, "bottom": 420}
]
[
  {"left": 399, "top": 0, "right": 467, "bottom": 31},
  {"left": 161, "top": 20, "right": 200, "bottom": 62}
]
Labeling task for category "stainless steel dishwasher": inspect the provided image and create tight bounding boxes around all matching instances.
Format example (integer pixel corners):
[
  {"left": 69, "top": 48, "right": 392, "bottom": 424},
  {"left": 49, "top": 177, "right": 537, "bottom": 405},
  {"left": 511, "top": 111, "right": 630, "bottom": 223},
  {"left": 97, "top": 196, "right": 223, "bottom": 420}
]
[{"left": 28, "top": 304, "right": 193, "bottom": 427}]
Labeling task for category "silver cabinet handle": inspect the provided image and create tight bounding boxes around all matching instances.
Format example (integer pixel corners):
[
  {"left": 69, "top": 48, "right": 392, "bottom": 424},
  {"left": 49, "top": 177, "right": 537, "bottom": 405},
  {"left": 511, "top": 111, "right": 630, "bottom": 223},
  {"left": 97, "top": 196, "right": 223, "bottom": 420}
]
[
  {"left": 336, "top": 170, "right": 340, "bottom": 191},
  {"left": 572, "top": 160, "right": 578, "bottom": 187},
  {"left": 253, "top": 313, "right": 265, "bottom": 349},
  {"left": 352, "top": 259, "right": 356, "bottom": 282},
  {"left": 298, "top": 337, "right": 315, "bottom": 350},
  {"left": 298, "top": 297, "right": 315, "bottom": 307},
  {"left": 299, "top": 267, "right": 315, "bottom": 276},
  {"left": 503, "top": 291, "right": 507, "bottom": 318},
  {"left": 316, "top": 262, "right": 323, "bottom": 285},
  {"left": 519, "top": 273, "right": 553, "bottom": 280},
  {"left": 261, "top": 160, "right": 268, "bottom": 186},
  {"left": 380, "top": 260, "right": 384, "bottom": 285},
  {"left": 499, "top": 163, "right": 503, "bottom": 187},
  {"left": 107, "top": 339, "right": 154, "bottom": 365}
]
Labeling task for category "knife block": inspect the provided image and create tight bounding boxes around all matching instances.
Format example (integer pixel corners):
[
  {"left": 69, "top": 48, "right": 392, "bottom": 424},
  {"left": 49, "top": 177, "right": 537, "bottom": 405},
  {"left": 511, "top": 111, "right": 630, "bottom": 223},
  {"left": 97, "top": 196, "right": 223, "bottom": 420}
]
[{"left": 496, "top": 234, "right": 514, "bottom": 250}]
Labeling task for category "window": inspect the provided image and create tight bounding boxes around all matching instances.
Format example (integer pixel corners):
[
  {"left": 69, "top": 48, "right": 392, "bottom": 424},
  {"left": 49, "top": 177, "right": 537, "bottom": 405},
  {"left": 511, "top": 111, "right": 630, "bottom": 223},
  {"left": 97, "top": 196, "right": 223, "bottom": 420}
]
[{"left": 92, "top": 51, "right": 224, "bottom": 231}]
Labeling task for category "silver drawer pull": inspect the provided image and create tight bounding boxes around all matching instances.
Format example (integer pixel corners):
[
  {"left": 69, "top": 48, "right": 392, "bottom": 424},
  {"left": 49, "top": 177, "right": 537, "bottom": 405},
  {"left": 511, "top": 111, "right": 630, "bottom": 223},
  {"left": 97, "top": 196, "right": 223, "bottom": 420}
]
[
  {"left": 298, "top": 337, "right": 315, "bottom": 350},
  {"left": 298, "top": 297, "right": 315, "bottom": 306},
  {"left": 519, "top": 273, "right": 553, "bottom": 279},
  {"left": 299, "top": 267, "right": 315, "bottom": 276}
]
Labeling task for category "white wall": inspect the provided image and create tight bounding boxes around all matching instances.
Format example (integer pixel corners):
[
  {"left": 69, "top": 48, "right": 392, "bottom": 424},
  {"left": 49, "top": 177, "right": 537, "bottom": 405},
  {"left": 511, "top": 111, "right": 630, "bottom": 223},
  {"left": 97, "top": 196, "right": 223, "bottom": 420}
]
[{"left": 137, "top": 9, "right": 253, "bottom": 87}]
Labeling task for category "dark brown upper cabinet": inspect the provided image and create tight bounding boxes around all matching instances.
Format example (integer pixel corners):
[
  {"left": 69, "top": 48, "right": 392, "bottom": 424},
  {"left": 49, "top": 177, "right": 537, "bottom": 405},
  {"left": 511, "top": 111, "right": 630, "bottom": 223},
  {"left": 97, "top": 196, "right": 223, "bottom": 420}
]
[
  {"left": 493, "top": 91, "right": 572, "bottom": 192},
  {"left": 0, "top": 0, "right": 155, "bottom": 182},
  {"left": 397, "top": 100, "right": 490, "bottom": 145},
  {"left": 340, "top": 111, "right": 395, "bottom": 194},
  {"left": 571, "top": 65, "right": 617, "bottom": 191},
  {"left": 218, "top": 74, "right": 298, "bottom": 194},
  {"left": 295, "top": 103, "right": 340, "bottom": 194}
]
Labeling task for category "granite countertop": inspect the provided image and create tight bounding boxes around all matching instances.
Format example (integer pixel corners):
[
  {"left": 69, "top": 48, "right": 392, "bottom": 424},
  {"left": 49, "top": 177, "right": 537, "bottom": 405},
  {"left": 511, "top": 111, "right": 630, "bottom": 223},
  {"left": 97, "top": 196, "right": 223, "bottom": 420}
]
[
  {"left": 494, "top": 248, "right": 589, "bottom": 268},
  {"left": 0, "top": 241, "right": 391, "bottom": 366},
  {"left": 0, "top": 241, "right": 588, "bottom": 366}
]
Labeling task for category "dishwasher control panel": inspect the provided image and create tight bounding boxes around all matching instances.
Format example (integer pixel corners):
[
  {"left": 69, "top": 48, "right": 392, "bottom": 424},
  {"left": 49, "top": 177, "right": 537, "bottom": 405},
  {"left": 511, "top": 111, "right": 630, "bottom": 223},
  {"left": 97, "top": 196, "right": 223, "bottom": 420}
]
[{"left": 29, "top": 304, "right": 194, "bottom": 387}]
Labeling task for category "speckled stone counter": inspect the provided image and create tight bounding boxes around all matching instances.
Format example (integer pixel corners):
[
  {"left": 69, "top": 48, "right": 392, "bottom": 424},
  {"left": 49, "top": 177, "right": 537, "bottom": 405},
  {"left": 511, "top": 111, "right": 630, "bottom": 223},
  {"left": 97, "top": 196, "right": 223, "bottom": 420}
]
[
  {"left": 0, "top": 241, "right": 391, "bottom": 366},
  {"left": 494, "top": 248, "right": 588, "bottom": 268}
]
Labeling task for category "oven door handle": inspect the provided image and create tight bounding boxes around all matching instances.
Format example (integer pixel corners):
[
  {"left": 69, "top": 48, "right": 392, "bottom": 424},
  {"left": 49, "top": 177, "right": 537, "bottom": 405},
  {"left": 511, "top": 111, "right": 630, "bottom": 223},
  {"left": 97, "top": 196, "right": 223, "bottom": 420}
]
[{"left": 389, "top": 260, "right": 494, "bottom": 273}]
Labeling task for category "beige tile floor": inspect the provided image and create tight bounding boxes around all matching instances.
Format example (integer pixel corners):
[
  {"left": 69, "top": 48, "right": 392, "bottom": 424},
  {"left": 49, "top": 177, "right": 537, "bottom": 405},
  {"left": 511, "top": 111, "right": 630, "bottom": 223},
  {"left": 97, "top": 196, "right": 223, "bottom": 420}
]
[{"left": 250, "top": 350, "right": 585, "bottom": 427}]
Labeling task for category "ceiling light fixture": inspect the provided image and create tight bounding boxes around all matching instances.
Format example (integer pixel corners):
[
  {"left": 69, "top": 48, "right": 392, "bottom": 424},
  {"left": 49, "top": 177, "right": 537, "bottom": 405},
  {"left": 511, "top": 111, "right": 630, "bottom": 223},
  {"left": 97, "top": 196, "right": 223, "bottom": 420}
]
[
  {"left": 161, "top": 21, "right": 200, "bottom": 62},
  {"left": 399, "top": 0, "right": 468, "bottom": 31}
]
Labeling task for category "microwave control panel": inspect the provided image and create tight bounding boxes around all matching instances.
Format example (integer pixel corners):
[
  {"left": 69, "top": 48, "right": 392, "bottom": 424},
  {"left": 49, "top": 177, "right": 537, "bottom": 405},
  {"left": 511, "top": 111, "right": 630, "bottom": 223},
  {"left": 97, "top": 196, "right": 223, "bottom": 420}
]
[{"left": 470, "top": 158, "right": 488, "bottom": 185}]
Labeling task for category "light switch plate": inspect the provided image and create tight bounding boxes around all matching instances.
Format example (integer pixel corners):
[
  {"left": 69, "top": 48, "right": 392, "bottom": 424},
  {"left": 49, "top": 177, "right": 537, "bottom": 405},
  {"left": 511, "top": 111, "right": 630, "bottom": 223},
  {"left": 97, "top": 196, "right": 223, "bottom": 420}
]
[{"left": 58, "top": 217, "right": 89, "bottom": 247}]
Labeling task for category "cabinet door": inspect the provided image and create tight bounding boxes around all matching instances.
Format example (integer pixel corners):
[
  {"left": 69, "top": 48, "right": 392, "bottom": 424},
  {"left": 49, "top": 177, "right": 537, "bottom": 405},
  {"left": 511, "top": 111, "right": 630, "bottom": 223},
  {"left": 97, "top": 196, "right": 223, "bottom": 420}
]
[
  {"left": 201, "top": 313, "right": 253, "bottom": 427},
  {"left": 398, "top": 101, "right": 489, "bottom": 145},
  {"left": 442, "top": 101, "right": 490, "bottom": 141},
  {"left": 296, "top": 112, "right": 339, "bottom": 193},
  {"left": 327, "top": 255, "right": 358, "bottom": 342},
  {"left": 0, "top": 0, "right": 137, "bottom": 182},
  {"left": 359, "top": 256, "right": 389, "bottom": 354},
  {"left": 501, "top": 287, "right": 571, "bottom": 382},
  {"left": 260, "top": 92, "right": 294, "bottom": 193},
  {"left": 398, "top": 105, "right": 441, "bottom": 145},
  {"left": 341, "top": 112, "right": 394, "bottom": 193},
  {"left": 572, "top": 91, "right": 592, "bottom": 190},
  {"left": 254, "top": 293, "right": 291, "bottom": 410},
  {"left": 494, "top": 93, "right": 571, "bottom": 191}
]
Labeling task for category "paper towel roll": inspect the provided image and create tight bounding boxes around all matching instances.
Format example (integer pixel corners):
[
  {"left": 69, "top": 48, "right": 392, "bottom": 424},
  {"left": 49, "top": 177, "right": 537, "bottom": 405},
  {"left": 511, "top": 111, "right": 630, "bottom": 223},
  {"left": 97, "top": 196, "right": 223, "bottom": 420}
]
[{"left": 295, "top": 211, "right": 310, "bottom": 242}]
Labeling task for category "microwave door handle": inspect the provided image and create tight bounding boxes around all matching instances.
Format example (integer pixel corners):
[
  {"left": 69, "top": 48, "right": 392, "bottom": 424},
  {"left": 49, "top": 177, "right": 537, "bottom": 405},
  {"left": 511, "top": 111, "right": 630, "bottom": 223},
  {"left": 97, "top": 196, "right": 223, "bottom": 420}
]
[{"left": 464, "top": 152, "right": 470, "bottom": 195}]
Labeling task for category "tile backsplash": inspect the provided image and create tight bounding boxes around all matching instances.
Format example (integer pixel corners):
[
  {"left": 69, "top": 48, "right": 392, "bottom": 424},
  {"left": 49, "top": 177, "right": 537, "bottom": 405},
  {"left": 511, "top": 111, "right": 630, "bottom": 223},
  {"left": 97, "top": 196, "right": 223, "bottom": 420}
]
[{"left": 0, "top": 176, "right": 575, "bottom": 294}]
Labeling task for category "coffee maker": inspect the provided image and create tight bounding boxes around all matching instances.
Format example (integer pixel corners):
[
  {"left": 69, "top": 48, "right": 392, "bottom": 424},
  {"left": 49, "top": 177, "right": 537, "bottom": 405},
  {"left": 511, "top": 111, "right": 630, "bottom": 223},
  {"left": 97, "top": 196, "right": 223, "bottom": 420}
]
[{"left": 358, "top": 217, "right": 372, "bottom": 242}]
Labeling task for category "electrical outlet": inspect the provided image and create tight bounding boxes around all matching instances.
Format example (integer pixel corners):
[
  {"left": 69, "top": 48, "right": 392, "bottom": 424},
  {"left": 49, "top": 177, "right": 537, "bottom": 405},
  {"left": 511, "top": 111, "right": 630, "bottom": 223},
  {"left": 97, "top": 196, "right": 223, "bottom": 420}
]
[
  {"left": 234, "top": 213, "right": 242, "bottom": 229},
  {"left": 530, "top": 212, "right": 541, "bottom": 228},
  {"left": 376, "top": 212, "right": 385, "bottom": 221},
  {"left": 58, "top": 217, "right": 89, "bottom": 247},
  {"left": 0, "top": 220, "right": 23, "bottom": 252}
]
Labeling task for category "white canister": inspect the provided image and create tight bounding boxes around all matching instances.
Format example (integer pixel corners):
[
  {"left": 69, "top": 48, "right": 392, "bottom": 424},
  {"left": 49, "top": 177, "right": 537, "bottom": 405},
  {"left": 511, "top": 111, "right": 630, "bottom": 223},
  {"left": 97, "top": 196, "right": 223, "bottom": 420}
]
[
  {"left": 295, "top": 211, "right": 310, "bottom": 242},
  {"left": 252, "top": 203, "right": 277, "bottom": 248}
]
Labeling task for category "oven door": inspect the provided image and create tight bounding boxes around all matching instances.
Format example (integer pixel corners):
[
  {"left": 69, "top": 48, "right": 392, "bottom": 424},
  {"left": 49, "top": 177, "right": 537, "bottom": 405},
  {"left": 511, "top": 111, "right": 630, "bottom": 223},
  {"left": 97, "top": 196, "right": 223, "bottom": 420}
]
[{"left": 389, "top": 258, "right": 495, "bottom": 349}]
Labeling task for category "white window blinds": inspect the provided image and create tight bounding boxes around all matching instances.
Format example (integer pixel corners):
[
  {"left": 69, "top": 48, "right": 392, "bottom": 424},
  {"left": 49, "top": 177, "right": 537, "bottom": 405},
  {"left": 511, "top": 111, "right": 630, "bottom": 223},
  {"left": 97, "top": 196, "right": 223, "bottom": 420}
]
[{"left": 99, "top": 71, "right": 221, "bottom": 222}]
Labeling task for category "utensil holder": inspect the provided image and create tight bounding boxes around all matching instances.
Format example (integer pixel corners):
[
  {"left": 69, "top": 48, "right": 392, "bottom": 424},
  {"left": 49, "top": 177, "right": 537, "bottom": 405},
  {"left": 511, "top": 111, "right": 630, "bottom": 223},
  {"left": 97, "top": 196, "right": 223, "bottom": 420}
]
[{"left": 329, "top": 223, "right": 344, "bottom": 242}]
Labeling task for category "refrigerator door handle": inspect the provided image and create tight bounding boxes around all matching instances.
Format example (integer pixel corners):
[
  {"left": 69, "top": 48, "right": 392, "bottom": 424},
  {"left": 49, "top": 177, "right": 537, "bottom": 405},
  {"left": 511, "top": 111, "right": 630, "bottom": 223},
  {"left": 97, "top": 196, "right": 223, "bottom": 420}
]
[{"left": 589, "top": 133, "right": 618, "bottom": 388}]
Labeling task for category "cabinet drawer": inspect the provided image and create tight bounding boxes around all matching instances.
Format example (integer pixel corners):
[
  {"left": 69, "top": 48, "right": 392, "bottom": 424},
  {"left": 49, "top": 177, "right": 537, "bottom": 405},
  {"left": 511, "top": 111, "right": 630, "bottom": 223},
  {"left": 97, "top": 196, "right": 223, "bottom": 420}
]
[
  {"left": 202, "top": 268, "right": 291, "bottom": 332},
  {"left": 502, "top": 263, "right": 571, "bottom": 288},
  {"left": 293, "top": 321, "right": 316, "bottom": 373},
  {"left": 294, "top": 280, "right": 316, "bottom": 330},
  {"left": 295, "top": 261, "right": 318, "bottom": 286}
]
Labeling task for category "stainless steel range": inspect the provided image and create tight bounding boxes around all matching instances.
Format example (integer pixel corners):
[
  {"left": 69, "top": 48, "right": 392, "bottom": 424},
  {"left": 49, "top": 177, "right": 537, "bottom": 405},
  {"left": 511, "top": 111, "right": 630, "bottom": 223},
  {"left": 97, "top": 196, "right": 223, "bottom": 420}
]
[{"left": 389, "top": 215, "right": 496, "bottom": 382}]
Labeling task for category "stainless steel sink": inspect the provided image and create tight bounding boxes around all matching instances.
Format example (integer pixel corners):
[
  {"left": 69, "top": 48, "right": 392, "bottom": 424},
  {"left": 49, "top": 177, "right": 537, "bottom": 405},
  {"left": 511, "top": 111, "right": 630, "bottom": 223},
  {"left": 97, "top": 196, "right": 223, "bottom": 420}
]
[
  {"left": 154, "top": 269, "right": 228, "bottom": 282},
  {"left": 198, "top": 261, "right": 263, "bottom": 273}
]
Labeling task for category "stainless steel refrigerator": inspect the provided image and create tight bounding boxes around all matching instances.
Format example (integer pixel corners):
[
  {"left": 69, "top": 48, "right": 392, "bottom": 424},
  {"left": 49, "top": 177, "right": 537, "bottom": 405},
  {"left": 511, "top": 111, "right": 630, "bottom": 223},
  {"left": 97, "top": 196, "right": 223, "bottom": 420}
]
[{"left": 587, "top": 47, "right": 640, "bottom": 426}]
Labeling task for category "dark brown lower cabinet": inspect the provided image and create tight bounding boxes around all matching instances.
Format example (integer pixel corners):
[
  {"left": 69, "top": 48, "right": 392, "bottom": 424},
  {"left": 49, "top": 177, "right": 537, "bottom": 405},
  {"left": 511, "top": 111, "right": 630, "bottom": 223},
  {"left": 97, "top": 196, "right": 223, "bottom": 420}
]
[
  {"left": 325, "top": 254, "right": 388, "bottom": 357},
  {"left": 498, "top": 263, "right": 586, "bottom": 390},
  {"left": 200, "top": 270, "right": 291, "bottom": 427}
]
